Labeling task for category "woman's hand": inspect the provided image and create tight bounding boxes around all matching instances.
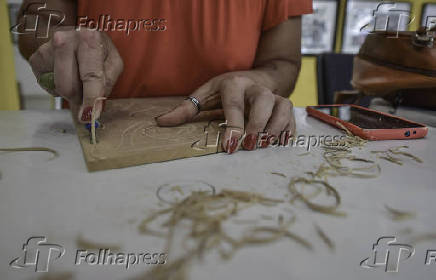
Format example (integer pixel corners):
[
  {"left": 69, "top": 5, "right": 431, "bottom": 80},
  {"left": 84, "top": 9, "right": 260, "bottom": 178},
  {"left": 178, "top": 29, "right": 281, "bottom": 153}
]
[
  {"left": 28, "top": 28, "right": 124, "bottom": 123},
  {"left": 156, "top": 71, "right": 296, "bottom": 154}
]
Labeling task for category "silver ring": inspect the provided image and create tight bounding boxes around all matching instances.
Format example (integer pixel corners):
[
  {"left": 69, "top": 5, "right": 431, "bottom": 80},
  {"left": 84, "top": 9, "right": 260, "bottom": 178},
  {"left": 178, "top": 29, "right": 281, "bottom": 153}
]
[{"left": 186, "top": 96, "right": 201, "bottom": 113}]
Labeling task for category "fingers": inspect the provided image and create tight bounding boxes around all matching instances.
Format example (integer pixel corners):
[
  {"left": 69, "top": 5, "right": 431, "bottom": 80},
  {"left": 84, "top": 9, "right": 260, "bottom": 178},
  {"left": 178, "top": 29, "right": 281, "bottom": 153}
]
[
  {"left": 264, "top": 97, "right": 295, "bottom": 147},
  {"left": 29, "top": 42, "right": 55, "bottom": 95},
  {"left": 103, "top": 33, "right": 124, "bottom": 96},
  {"left": 265, "top": 97, "right": 293, "bottom": 136},
  {"left": 52, "top": 31, "right": 81, "bottom": 104},
  {"left": 76, "top": 31, "right": 107, "bottom": 123},
  {"left": 156, "top": 74, "right": 295, "bottom": 155},
  {"left": 190, "top": 109, "right": 225, "bottom": 123},
  {"left": 156, "top": 99, "right": 200, "bottom": 127},
  {"left": 242, "top": 85, "right": 275, "bottom": 151},
  {"left": 29, "top": 42, "right": 54, "bottom": 80},
  {"left": 29, "top": 29, "right": 122, "bottom": 123},
  {"left": 286, "top": 105, "right": 296, "bottom": 136},
  {"left": 220, "top": 77, "right": 253, "bottom": 153},
  {"left": 156, "top": 80, "right": 218, "bottom": 127}
]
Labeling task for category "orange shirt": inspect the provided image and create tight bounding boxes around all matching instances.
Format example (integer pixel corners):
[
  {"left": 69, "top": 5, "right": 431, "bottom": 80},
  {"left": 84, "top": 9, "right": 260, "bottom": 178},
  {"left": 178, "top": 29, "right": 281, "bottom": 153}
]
[{"left": 77, "top": 0, "right": 312, "bottom": 98}]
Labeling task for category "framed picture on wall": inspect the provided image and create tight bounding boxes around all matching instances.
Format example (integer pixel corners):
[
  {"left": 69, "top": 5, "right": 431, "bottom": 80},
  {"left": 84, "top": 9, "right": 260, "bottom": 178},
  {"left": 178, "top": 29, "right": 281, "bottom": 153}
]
[
  {"left": 342, "top": 0, "right": 412, "bottom": 54},
  {"left": 421, "top": 3, "right": 436, "bottom": 30},
  {"left": 302, "top": 0, "right": 338, "bottom": 54}
]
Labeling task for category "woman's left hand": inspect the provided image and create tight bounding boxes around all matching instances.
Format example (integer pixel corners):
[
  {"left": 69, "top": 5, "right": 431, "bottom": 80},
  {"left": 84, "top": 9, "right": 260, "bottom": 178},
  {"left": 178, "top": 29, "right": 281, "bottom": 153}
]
[{"left": 156, "top": 71, "right": 296, "bottom": 154}]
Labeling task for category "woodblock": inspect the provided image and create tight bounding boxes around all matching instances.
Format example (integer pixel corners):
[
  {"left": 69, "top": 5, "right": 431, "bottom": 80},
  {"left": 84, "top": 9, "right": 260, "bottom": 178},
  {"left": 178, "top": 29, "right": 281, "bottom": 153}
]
[{"left": 72, "top": 97, "right": 224, "bottom": 172}]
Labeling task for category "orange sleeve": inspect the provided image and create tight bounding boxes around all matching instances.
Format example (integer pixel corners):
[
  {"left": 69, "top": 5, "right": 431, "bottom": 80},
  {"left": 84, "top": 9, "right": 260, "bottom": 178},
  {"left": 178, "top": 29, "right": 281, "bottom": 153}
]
[{"left": 262, "top": 0, "right": 313, "bottom": 31}]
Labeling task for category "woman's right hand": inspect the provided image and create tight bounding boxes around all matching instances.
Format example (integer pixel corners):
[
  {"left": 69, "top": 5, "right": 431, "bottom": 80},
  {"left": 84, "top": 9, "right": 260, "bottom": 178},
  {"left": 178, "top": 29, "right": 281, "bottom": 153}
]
[{"left": 29, "top": 28, "right": 124, "bottom": 123}]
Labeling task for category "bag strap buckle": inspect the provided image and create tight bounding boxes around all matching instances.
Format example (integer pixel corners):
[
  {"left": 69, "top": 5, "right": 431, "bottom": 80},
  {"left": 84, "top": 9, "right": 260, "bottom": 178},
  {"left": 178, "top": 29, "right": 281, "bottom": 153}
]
[{"left": 413, "top": 27, "right": 435, "bottom": 48}]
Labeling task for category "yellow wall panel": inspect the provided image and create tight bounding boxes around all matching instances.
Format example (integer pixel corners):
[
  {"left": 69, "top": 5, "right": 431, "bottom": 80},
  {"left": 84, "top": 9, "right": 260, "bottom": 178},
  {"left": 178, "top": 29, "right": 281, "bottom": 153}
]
[
  {"left": 0, "top": 0, "right": 20, "bottom": 110},
  {"left": 290, "top": 56, "right": 318, "bottom": 107}
]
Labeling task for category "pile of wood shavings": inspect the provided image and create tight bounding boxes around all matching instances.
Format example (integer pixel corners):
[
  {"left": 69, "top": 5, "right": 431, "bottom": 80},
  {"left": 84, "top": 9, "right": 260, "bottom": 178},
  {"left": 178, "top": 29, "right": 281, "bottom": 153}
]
[
  {"left": 133, "top": 122, "right": 424, "bottom": 279},
  {"left": 287, "top": 121, "right": 423, "bottom": 215},
  {"left": 287, "top": 122, "right": 375, "bottom": 215},
  {"left": 136, "top": 189, "right": 311, "bottom": 280},
  {"left": 372, "top": 146, "right": 423, "bottom": 165}
]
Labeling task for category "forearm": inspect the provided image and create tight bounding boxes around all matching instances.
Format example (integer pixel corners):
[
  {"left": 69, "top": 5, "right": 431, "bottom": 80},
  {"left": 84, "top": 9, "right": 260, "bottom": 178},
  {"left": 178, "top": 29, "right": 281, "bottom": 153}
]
[
  {"left": 251, "top": 58, "right": 301, "bottom": 97},
  {"left": 17, "top": 0, "right": 77, "bottom": 60},
  {"left": 248, "top": 16, "right": 302, "bottom": 98}
]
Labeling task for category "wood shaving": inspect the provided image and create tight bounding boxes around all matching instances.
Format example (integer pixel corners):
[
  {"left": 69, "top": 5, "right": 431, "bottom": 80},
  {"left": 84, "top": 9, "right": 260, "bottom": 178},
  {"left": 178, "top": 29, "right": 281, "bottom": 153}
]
[
  {"left": 170, "top": 185, "right": 184, "bottom": 195},
  {"left": 288, "top": 177, "right": 344, "bottom": 216},
  {"left": 372, "top": 146, "right": 423, "bottom": 165},
  {"left": 271, "top": 172, "right": 287, "bottom": 178},
  {"left": 372, "top": 151, "right": 403, "bottom": 165},
  {"left": 389, "top": 146, "right": 423, "bottom": 163},
  {"left": 314, "top": 224, "right": 335, "bottom": 252},
  {"left": 0, "top": 147, "right": 59, "bottom": 159},
  {"left": 385, "top": 205, "right": 416, "bottom": 221},
  {"left": 91, "top": 97, "right": 107, "bottom": 145},
  {"left": 240, "top": 225, "right": 312, "bottom": 250},
  {"left": 323, "top": 153, "right": 381, "bottom": 178},
  {"left": 305, "top": 164, "right": 336, "bottom": 180},
  {"left": 156, "top": 183, "right": 216, "bottom": 205}
]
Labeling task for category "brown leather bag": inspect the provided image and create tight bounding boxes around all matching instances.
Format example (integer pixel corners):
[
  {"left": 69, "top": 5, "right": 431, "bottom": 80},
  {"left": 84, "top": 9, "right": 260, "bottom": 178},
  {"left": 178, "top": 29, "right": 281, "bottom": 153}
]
[{"left": 351, "top": 28, "right": 436, "bottom": 108}]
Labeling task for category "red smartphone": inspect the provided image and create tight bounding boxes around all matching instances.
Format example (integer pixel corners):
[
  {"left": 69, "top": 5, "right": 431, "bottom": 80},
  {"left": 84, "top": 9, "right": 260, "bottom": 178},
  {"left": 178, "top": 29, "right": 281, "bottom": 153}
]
[{"left": 306, "top": 104, "right": 428, "bottom": 140}]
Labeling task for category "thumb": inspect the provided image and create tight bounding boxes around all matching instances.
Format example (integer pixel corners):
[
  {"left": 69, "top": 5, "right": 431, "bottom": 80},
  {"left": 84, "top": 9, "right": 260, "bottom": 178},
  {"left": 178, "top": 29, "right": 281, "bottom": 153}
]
[
  {"left": 156, "top": 98, "right": 199, "bottom": 127},
  {"left": 156, "top": 80, "right": 217, "bottom": 127}
]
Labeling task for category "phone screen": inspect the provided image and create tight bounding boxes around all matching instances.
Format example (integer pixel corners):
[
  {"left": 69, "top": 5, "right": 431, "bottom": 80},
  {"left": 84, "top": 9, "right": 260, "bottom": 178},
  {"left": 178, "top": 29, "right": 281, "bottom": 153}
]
[{"left": 310, "top": 106, "right": 425, "bottom": 129}]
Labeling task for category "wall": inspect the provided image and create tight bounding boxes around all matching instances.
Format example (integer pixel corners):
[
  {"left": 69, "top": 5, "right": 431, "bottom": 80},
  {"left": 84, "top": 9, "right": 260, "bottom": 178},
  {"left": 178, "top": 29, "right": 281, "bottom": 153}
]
[
  {"left": 0, "top": 0, "right": 19, "bottom": 110},
  {"left": 291, "top": 0, "right": 435, "bottom": 107}
]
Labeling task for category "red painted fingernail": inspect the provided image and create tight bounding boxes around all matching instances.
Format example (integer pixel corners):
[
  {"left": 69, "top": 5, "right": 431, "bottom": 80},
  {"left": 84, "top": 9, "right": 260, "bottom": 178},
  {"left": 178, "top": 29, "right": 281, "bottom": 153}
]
[
  {"left": 226, "top": 137, "right": 239, "bottom": 154},
  {"left": 81, "top": 106, "right": 93, "bottom": 122},
  {"left": 242, "top": 134, "right": 257, "bottom": 151},
  {"left": 260, "top": 134, "right": 270, "bottom": 148}
]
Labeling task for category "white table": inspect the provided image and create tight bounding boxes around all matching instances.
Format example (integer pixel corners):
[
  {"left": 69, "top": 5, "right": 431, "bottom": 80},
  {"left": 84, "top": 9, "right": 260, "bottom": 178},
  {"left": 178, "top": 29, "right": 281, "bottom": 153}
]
[{"left": 1, "top": 109, "right": 435, "bottom": 280}]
